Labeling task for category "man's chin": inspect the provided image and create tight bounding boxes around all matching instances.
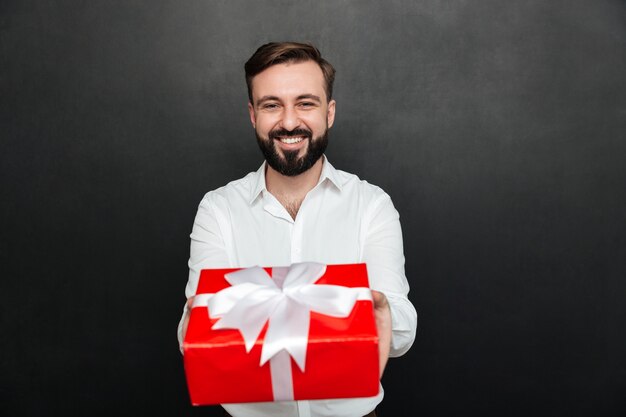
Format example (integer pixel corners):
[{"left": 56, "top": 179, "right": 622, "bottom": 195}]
[
  {"left": 269, "top": 156, "right": 310, "bottom": 177},
  {"left": 276, "top": 148, "right": 307, "bottom": 163},
  {"left": 257, "top": 129, "right": 328, "bottom": 177}
]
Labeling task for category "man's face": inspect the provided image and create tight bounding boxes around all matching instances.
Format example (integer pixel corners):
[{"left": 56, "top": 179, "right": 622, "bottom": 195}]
[{"left": 248, "top": 60, "right": 336, "bottom": 176}]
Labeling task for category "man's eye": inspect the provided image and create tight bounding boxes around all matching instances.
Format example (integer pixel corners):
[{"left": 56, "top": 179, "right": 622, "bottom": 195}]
[
  {"left": 299, "top": 102, "right": 315, "bottom": 108},
  {"left": 262, "top": 103, "right": 279, "bottom": 110}
]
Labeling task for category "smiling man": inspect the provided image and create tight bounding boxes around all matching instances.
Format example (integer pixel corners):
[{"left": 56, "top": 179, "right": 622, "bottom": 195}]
[
  {"left": 251, "top": 59, "right": 333, "bottom": 177},
  {"left": 248, "top": 54, "right": 336, "bottom": 219},
  {"left": 178, "top": 42, "right": 417, "bottom": 417}
]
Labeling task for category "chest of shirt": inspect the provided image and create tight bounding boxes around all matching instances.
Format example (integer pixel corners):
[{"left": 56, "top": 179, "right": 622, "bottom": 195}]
[{"left": 221, "top": 187, "right": 367, "bottom": 268}]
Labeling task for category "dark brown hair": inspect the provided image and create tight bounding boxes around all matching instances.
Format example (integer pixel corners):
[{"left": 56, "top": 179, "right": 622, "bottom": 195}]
[{"left": 244, "top": 42, "right": 336, "bottom": 103}]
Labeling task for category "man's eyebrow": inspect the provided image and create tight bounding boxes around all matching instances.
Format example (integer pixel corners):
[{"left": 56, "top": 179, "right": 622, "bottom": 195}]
[
  {"left": 256, "top": 95, "right": 281, "bottom": 105},
  {"left": 296, "top": 94, "right": 321, "bottom": 102},
  {"left": 255, "top": 94, "right": 322, "bottom": 106}
]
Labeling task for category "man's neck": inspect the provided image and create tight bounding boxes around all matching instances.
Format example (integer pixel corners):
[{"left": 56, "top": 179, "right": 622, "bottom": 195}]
[{"left": 265, "top": 158, "right": 324, "bottom": 219}]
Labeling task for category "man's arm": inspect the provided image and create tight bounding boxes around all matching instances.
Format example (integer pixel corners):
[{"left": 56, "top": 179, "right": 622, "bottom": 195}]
[
  {"left": 362, "top": 193, "right": 418, "bottom": 360},
  {"left": 177, "top": 193, "right": 230, "bottom": 350}
]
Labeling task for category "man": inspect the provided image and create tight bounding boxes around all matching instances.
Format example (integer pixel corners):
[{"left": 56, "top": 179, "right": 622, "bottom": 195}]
[{"left": 178, "top": 42, "right": 417, "bottom": 417}]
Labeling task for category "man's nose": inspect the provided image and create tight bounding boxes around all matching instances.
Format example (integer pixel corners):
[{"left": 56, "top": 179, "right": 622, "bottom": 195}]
[{"left": 280, "top": 107, "right": 301, "bottom": 131}]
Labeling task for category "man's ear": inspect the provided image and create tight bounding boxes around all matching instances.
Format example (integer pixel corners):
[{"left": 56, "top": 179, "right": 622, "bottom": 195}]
[
  {"left": 327, "top": 99, "right": 336, "bottom": 129},
  {"left": 248, "top": 101, "right": 256, "bottom": 128}
]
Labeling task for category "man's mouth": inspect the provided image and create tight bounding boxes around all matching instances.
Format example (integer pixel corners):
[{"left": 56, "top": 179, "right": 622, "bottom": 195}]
[
  {"left": 269, "top": 129, "right": 312, "bottom": 145},
  {"left": 277, "top": 136, "right": 306, "bottom": 144}
]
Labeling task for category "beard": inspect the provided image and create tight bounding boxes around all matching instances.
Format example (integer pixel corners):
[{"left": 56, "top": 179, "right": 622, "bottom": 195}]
[{"left": 256, "top": 127, "right": 329, "bottom": 177}]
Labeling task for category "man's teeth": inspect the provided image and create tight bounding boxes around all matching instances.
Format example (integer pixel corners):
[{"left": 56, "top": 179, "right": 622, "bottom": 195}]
[{"left": 279, "top": 137, "right": 304, "bottom": 144}]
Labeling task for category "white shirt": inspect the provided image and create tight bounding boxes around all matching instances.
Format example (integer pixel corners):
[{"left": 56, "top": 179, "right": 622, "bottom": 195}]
[{"left": 178, "top": 157, "right": 417, "bottom": 417}]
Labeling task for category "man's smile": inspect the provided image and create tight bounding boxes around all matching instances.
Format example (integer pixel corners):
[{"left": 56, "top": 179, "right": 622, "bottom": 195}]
[
  {"left": 268, "top": 128, "right": 312, "bottom": 151},
  {"left": 277, "top": 136, "right": 305, "bottom": 144}
]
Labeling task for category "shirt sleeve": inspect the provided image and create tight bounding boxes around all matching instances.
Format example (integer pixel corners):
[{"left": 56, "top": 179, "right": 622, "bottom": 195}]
[
  {"left": 361, "top": 193, "right": 418, "bottom": 357},
  {"left": 177, "top": 193, "right": 231, "bottom": 351}
]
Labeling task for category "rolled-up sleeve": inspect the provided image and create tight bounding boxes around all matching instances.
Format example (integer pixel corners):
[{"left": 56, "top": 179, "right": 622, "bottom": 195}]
[{"left": 361, "top": 193, "right": 417, "bottom": 357}]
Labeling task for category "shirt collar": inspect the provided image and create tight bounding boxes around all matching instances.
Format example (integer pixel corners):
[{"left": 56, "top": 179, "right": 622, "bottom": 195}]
[
  {"left": 248, "top": 155, "right": 343, "bottom": 204},
  {"left": 318, "top": 155, "right": 343, "bottom": 191},
  {"left": 249, "top": 162, "right": 267, "bottom": 204}
]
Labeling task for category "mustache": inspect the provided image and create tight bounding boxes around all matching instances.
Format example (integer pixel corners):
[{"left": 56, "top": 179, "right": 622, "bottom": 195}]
[{"left": 269, "top": 128, "right": 312, "bottom": 140}]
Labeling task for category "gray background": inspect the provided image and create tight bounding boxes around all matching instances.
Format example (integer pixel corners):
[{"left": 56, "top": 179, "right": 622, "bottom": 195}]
[{"left": 2, "top": 0, "right": 625, "bottom": 416}]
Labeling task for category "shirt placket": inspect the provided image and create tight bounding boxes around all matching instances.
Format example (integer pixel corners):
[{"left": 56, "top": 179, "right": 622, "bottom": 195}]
[
  {"left": 290, "top": 182, "right": 323, "bottom": 264},
  {"left": 291, "top": 210, "right": 303, "bottom": 264},
  {"left": 292, "top": 193, "right": 311, "bottom": 417}
]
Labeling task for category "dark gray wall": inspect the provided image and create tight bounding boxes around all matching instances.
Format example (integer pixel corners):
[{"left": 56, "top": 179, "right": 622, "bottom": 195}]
[{"left": 2, "top": 1, "right": 625, "bottom": 416}]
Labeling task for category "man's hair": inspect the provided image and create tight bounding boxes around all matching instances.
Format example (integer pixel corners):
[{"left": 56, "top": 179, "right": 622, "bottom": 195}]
[{"left": 245, "top": 42, "right": 336, "bottom": 103}]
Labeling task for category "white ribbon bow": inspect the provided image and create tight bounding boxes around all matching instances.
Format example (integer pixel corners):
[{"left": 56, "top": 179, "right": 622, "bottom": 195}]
[{"left": 203, "top": 262, "right": 372, "bottom": 372}]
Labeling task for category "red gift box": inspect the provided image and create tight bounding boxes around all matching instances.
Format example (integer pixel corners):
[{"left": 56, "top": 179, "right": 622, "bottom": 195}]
[{"left": 183, "top": 263, "right": 380, "bottom": 405}]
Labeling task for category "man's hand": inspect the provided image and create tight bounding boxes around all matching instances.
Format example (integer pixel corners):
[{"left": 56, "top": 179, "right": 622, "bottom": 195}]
[
  {"left": 181, "top": 297, "right": 194, "bottom": 342},
  {"left": 372, "top": 290, "right": 392, "bottom": 378}
]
